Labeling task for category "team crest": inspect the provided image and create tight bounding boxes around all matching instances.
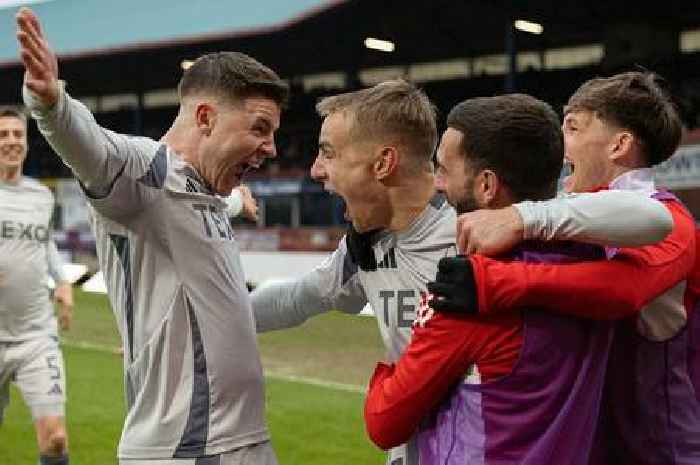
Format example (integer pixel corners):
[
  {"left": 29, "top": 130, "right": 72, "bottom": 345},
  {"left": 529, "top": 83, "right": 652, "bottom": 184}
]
[{"left": 413, "top": 291, "right": 435, "bottom": 328}]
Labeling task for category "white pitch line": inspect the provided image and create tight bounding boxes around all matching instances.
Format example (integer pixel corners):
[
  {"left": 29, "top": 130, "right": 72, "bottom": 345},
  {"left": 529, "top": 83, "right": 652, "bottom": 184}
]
[
  {"left": 266, "top": 372, "right": 365, "bottom": 393},
  {"left": 62, "top": 339, "right": 123, "bottom": 354},
  {"left": 61, "top": 339, "right": 366, "bottom": 394}
]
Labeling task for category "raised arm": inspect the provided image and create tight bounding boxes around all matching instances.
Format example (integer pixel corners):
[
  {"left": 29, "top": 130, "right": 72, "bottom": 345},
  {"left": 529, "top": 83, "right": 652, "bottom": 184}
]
[
  {"left": 250, "top": 238, "right": 367, "bottom": 332},
  {"left": 457, "top": 190, "right": 672, "bottom": 256},
  {"left": 17, "top": 8, "right": 159, "bottom": 207}
]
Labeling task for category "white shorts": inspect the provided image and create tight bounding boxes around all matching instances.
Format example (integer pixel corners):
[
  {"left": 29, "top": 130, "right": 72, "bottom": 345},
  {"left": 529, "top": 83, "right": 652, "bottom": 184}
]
[
  {"left": 0, "top": 335, "right": 67, "bottom": 423},
  {"left": 119, "top": 441, "right": 277, "bottom": 465}
]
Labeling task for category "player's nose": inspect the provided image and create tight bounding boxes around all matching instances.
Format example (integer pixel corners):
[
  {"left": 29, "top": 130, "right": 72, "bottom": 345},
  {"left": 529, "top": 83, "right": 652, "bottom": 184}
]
[{"left": 310, "top": 154, "right": 326, "bottom": 181}]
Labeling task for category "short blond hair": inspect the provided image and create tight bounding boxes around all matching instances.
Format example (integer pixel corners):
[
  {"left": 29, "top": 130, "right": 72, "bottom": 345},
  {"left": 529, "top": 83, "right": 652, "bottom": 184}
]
[{"left": 316, "top": 80, "right": 437, "bottom": 166}]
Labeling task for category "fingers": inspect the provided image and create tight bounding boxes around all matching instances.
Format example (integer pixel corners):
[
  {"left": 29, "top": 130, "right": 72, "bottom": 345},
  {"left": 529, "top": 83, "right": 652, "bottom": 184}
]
[
  {"left": 426, "top": 281, "right": 453, "bottom": 297},
  {"left": 58, "top": 305, "right": 72, "bottom": 331},
  {"left": 429, "top": 298, "right": 459, "bottom": 312},
  {"left": 24, "top": 8, "right": 46, "bottom": 39},
  {"left": 437, "top": 255, "right": 469, "bottom": 274},
  {"left": 17, "top": 8, "right": 44, "bottom": 41},
  {"left": 456, "top": 217, "right": 472, "bottom": 254},
  {"left": 16, "top": 11, "right": 45, "bottom": 57},
  {"left": 238, "top": 184, "right": 252, "bottom": 196},
  {"left": 61, "top": 315, "right": 72, "bottom": 331},
  {"left": 19, "top": 49, "right": 48, "bottom": 83},
  {"left": 17, "top": 30, "right": 46, "bottom": 70},
  {"left": 16, "top": 8, "right": 58, "bottom": 89},
  {"left": 464, "top": 240, "right": 478, "bottom": 256}
]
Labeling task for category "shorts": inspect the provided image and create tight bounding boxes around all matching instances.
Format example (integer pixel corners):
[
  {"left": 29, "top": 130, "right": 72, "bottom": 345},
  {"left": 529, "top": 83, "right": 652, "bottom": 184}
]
[
  {"left": 0, "top": 335, "right": 67, "bottom": 424},
  {"left": 119, "top": 441, "right": 277, "bottom": 465}
]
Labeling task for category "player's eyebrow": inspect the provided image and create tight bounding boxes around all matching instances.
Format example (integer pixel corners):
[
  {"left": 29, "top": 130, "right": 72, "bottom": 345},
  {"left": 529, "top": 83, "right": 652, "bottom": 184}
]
[{"left": 318, "top": 141, "right": 333, "bottom": 152}]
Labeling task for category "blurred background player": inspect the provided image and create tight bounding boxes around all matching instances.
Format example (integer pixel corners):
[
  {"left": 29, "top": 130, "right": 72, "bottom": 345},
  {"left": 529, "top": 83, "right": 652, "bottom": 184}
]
[
  {"left": 250, "top": 80, "right": 674, "bottom": 465},
  {"left": 431, "top": 71, "right": 700, "bottom": 464},
  {"left": 17, "top": 7, "right": 288, "bottom": 465},
  {"left": 0, "top": 106, "right": 73, "bottom": 465}
]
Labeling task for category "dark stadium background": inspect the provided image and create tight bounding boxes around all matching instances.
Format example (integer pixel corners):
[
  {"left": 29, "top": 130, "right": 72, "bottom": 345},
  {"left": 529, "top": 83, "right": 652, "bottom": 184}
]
[{"left": 2, "top": 0, "right": 700, "bottom": 250}]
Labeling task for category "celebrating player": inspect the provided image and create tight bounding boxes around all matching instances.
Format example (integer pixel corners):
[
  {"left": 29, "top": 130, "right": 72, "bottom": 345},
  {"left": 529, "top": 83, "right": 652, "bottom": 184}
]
[
  {"left": 364, "top": 94, "right": 623, "bottom": 464},
  {"left": 430, "top": 72, "right": 700, "bottom": 464},
  {"left": 0, "top": 106, "right": 73, "bottom": 465},
  {"left": 16, "top": 7, "right": 287, "bottom": 465},
  {"left": 250, "top": 80, "right": 674, "bottom": 465}
]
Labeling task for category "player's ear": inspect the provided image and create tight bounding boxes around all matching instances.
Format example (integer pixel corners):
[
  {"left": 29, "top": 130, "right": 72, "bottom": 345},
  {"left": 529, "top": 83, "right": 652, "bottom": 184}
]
[
  {"left": 477, "top": 169, "right": 500, "bottom": 207},
  {"left": 374, "top": 146, "right": 399, "bottom": 180},
  {"left": 609, "top": 130, "right": 637, "bottom": 164},
  {"left": 194, "top": 102, "right": 216, "bottom": 137}
]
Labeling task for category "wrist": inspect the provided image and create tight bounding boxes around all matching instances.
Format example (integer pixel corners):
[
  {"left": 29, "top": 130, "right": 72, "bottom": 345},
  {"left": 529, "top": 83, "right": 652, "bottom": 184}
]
[
  {"left": 512, "top": 201, "right": 537, "bottom": 240},
  {"left": 507, "top": 206, "right": 525, "bottom": 240}
]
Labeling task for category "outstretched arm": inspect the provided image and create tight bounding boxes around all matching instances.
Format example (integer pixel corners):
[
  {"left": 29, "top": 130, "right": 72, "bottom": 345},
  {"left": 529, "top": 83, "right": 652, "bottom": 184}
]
[
  {"left": 17, "top": 8, "right": 159, "bottom": 206},
  {"left": 250, "top": 238, "right": 367, "bottom": 332}
]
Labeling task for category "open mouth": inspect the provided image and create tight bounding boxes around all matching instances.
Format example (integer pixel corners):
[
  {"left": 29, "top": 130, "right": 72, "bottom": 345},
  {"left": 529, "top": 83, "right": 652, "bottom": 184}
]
[{"left": 234, "top": 160, "right": 262, "bottom": 179}]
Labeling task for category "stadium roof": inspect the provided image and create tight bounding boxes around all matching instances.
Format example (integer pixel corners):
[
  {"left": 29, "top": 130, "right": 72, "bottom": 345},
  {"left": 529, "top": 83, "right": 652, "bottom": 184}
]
[
  {"left": 0, "top": 0, "right": 337, "bottom": 64},
  {"left": 0, "top": 0, "right": 699, "bottom": 101}
]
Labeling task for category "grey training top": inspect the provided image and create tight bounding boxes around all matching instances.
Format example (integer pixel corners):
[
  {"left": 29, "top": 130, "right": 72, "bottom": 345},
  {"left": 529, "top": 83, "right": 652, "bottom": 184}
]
[
  {"left": 0, "top": 177, "right": 59, "bottom": 342},
  {"left": 25, "top": 86, "right": 270, "bottom": 460}
]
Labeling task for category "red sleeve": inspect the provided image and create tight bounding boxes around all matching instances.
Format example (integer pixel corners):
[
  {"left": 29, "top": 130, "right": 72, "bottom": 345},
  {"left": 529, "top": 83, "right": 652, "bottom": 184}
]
[
  {"left": 363, "top": 310, "right": 521, "bottom": 450},
  {"left": 472, "top": 200, "right": 696, "bottom": 320}
]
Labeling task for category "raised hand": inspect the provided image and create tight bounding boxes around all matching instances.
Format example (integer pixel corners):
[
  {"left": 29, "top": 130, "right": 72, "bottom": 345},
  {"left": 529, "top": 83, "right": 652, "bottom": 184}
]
[
  {"left": 16, "top": 7, "right": 59, "bottom": 106},
  {"left": 426, "top": 256, "right": 478, "bottom": 314},
  {"left": 456, "top": 206, "right": 524, "bottom": 256},
  {"left": 238, "top": 185, "right": 259, "bottom": 222}
]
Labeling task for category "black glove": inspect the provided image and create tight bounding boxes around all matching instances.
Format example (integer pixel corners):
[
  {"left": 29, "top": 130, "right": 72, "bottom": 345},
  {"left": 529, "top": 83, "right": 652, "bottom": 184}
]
[
  {"left": 426, "top": 255, "right": 478, "bottom": 314},
  {"left": 346, "top": 224, "right": 379, "bottom": 271}
]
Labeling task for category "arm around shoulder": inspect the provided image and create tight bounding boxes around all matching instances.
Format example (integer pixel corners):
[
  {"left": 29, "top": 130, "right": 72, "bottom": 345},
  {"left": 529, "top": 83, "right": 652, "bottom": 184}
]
[{"left": 515, "top": 190, "right": 673, "bottom": 247}]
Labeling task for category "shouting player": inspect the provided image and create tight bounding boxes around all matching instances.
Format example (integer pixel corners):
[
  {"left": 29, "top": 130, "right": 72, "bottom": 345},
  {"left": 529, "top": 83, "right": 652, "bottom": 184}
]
[
  {"left": 17, "top": 8, "right": 287, "bottom": 465},
  {"left": 431, "top": 72, "right": 700, "bottom": 464}
]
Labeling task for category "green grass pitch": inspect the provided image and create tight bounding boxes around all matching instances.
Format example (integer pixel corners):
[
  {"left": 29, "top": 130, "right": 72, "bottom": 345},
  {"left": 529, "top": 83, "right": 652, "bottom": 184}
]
[{"left": 0, "top": 290, "right": 386, "bottom": 464}]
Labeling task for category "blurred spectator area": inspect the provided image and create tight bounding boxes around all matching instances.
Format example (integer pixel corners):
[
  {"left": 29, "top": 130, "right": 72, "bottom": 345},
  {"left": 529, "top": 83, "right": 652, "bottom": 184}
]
[{"left": 7, "top": 0, "right": 700, "bottom": 256}]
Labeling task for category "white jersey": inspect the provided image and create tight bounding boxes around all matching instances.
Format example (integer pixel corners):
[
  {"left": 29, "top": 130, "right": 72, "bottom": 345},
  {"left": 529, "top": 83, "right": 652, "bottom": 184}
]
[
  {"left": 25, "top": 88, "right": 270, "bottom": 460},
  {"left": 0, "top": 177, "right": 58, "bottom": 342}
]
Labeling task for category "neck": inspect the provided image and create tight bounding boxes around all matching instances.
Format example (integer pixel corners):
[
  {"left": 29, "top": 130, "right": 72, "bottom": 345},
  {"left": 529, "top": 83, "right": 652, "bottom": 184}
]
[
  {"left": 386, "top": 170, "right": 436, "bottom": 231},
  {"left": 0, "top": 165, "right": 21, "bottom": 183},
  {"left": 162, "top": 117, "right": 201, "bottom": 167},
  {"left": 606, "top": 164, "right": 641, "bottom": 187}
]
